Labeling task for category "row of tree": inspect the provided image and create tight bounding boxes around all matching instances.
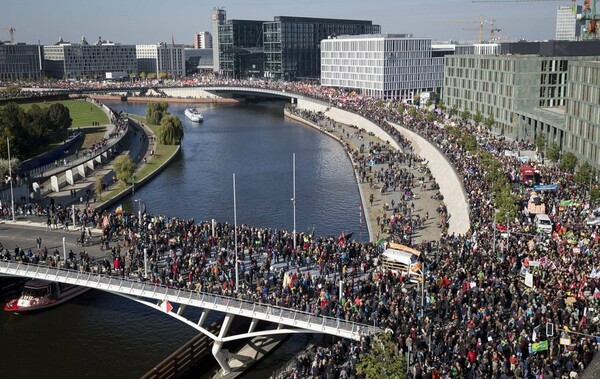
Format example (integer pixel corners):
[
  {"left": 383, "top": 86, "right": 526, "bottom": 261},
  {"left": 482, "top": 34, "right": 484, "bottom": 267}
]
[{"left": 0, "top": 102, "right": 72, "bottom": 160}]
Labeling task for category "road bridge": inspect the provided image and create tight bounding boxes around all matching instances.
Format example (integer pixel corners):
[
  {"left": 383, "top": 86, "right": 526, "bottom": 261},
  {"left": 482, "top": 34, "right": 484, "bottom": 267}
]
[{"left": 0, "top": 260, "right": 381, "bottom": 375}]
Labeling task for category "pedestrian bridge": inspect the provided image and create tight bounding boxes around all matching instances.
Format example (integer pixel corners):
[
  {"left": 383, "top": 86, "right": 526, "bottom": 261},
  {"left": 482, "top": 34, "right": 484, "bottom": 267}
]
[{"left": 0, "top": 260, "right": 381, "bottom": 374}]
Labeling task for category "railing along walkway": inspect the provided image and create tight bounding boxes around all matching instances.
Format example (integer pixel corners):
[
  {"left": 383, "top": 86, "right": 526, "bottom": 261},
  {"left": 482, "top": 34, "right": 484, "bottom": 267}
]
[{"left": 0, "top": 260, "right": 381, "bottom": 341}]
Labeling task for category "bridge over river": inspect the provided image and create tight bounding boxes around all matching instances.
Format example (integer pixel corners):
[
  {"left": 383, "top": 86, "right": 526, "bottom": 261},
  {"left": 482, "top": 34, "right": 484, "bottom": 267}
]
[{"left": 0, "top": 260, "right": 381, "bottom": 375}]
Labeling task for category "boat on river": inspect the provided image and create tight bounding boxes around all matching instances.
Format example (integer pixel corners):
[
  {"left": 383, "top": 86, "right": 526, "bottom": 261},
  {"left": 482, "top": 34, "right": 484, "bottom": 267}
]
[
  {"left": 184, "top": 108, "right": 203, "bottom": 122},
  {"left": 4, "top": 279, "right": 90, "bottom": 314}
]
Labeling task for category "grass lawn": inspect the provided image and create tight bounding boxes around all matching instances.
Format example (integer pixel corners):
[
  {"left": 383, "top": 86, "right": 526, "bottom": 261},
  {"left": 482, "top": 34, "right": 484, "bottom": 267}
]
[{"left": 18, "top": 99, "right": 109, "bottom": 128}]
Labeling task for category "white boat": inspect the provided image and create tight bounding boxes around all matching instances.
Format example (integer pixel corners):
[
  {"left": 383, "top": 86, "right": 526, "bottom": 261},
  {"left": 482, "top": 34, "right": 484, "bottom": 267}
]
[
  {"left": 184, "top": 108, "right": 203, "bottom": 122},
  {"left": 4, "top": 279, "right": 90, "bottom": 314}
]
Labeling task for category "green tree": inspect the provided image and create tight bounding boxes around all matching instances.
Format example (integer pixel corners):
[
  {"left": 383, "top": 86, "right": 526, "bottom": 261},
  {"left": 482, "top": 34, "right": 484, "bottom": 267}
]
[
  {"left": 47, "top": 103, "right": 73, "bottom": 129},
  {"left": 591, "top": 187, "right": 600, "bottom": 203},
  {"left": 158, "top": 71, "right": 168, "bottom": 79},
  {"left": 473, "top": 110, "right": 483, "bottom": 124},
  {"left": 460, "top": 109, "right": 471, "bottom": 120},
  {"left": 484, "top": 115, "right": 495, "bottom": 129},
  {"left": 449, "top": 105, "right": 459, "bottom": 116},
  {"left": 535, "top": 133, "right": 547, "bottom": 152},
  {"left": 146, "top": 102, "right": 169, "bottom": 125},
  {"left": 113, "top": 154, "right": 135, "bottom": 185},
  {"left": 559, "top": 151, "right": 578, "bottom": 172},
  {"left": 95, "top": 177, "right": 103, "bottom": 201},
  {"left": 426, "top": 111, "right": 437, "bottom": 122},
  {"left": 376, "top": 99, "right": 384, "bottom": 107},
  {"left": 436, "top": 99, "right": 445, "bottom": 111},
  {"left": 147, "top": 72, "right": 157, "bottom": 80},
  {"left": 547, "top": 142, "right": 561, "bottom": 162},
  {"left": 356, "top": 332, "right": 406, "bottom": 379},
  {"left": 495, "top": 185, "right": 519, "bottom": 225},
  {"left": 139, "top": 72, "right": 147, "bottom": 79},
  {"left": 397, "top": 104, "right": 406, "bottom": 114},
  {"left": 575, "top": 162, "right": 595, "bottom": 185},
  {"left": 425, "top": 99, "right": 432, "bottom": 107},
  {"left": 158, "top": 114, "right": 184, "bottom": 145},
  {"left": 407, "top": 107, "right": 417, "bottom": 117}
]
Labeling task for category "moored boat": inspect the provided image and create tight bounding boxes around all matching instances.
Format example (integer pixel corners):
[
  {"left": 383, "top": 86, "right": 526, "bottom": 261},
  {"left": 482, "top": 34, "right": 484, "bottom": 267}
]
[
  {"left": 4, "top": 279, "right": 90, "bottom": 314},
  {"left": 184, "top": 108, "right": 203, "bottom": 122}
]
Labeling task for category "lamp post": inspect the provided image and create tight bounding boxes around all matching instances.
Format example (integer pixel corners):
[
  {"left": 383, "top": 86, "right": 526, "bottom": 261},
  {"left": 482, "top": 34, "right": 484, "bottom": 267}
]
[
  {"left": 233, "top": 173, "right": 239, "bottom": 293},
  {"left": 7, "top": 137, "right": 15, "bottom": 221},
  {"left": 292, "top": 153, "right": 297, "bottom": 251}
]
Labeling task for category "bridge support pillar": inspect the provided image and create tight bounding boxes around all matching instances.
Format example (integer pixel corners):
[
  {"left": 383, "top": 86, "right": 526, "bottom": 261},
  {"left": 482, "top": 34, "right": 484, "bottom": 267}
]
[
  {"left": 248, "top": 318, "right": 259, "bottom": 333},
  {"left": 212, "top": 314, "right": 234, "bottom": 375},
  {"left": 198, "top": 310, "right": 209, "bottom": 326}
]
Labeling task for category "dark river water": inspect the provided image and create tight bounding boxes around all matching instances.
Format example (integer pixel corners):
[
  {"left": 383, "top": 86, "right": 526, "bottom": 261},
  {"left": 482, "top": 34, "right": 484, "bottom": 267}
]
[{"left": 0, "top": 100, "right": 364, "bottom": 378}]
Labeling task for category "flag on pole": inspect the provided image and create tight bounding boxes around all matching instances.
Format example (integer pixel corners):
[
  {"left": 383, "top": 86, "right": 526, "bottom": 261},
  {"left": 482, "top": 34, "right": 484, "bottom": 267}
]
[
  {"left": 114, "top": 205, "right": 123, "bottom": 214},
  {"left": 161, "top": 299, "right": 173, "bottom": 313}
]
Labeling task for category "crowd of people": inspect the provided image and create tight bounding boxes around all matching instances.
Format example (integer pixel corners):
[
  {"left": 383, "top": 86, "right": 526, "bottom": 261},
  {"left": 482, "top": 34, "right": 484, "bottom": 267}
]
[{"left": 2, "top": 76, "right": 600, "bottom": 378}]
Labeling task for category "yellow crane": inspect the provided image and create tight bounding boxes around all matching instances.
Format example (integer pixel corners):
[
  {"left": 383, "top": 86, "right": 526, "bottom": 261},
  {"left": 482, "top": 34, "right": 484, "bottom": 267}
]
[
  {"left": 438, "top": 17, "right": 497, "bottom": 42},
  {"left": 4, "top": 26, "right": 16, "bottom": 43}
]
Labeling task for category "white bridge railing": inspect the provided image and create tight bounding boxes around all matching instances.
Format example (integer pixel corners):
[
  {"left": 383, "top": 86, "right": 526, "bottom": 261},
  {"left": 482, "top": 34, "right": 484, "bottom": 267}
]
[{"left": 0, "top": 260, "right": 381, "bottom": 340}]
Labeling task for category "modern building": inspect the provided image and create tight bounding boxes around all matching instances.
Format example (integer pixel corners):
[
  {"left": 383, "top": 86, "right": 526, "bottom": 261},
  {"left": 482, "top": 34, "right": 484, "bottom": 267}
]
[
  {"left": 263, "top": 16, "right": 380, "bottom": 80},
  {"left": 136, "top": 43, "right": 185, "bottom": 78},
  {"left": 43, "top": 37, "right": 137, "bottom": 79},
  {"left": 184, "top": 48, "right": 213, "bottom": 76},
  {"left": 444, "top": 40, "right": 600, "bottom": 168},
  {"left": 218, "top": 19, "right": 266, "bottom": 78},
  {"left": 556, "top": 4, "right": 582, "bottom": 41},
  {"left": 211, "top": 7, "right": 227, "bottom": 73},
  {"left": 0, "top": 42, "right": 43, "bottom": 80},
  {"left": 321, "top": 34, "right": 445, "bottom": 100},
  {"left": 563, "top": 60, "right": 600, "bottom": 165},
  {"left": 193, "top": 31, "right": 212, "bottom": 49}
]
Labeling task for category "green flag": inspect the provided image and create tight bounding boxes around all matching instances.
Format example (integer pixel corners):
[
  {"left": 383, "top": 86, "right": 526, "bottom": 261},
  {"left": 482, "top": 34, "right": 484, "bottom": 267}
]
[{"left": 531, "top": 340, "right": 549, "bottom": 353}]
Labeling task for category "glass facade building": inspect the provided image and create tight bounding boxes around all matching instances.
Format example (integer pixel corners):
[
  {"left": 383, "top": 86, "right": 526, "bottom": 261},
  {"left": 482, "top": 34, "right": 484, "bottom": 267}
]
[
  {"left": 263, "top": 16, "right": 380, "bottom": 81},
  {"left": 218, "top": 20, "right": 265, "bottom": 78},
  {"left": 0, "top": 42, "right": 43, "bottom": 80}
]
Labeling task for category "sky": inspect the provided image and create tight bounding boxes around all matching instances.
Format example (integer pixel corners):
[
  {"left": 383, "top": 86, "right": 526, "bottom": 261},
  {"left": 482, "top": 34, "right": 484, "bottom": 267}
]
[{"left": 3, "top": 0, "right": 563, "bottom": 45}]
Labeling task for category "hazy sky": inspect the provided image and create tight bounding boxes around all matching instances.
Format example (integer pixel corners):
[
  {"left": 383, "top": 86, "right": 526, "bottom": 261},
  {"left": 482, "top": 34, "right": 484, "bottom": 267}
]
[{"left": 3, "top": 0, "right": 562, "bottom": 45}]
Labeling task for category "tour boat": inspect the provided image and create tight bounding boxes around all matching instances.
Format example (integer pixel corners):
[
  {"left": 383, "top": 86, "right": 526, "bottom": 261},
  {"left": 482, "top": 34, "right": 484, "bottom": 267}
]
[
  {"left": 184, "top": 108, "right": 204, "bottom": 122},
  {"left": 4, "top": 279, "right": 90, "bottom": 314}
]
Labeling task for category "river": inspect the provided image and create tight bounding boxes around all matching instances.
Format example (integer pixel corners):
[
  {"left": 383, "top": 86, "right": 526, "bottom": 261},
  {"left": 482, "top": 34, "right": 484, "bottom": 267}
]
[{"left": 0, "top": 100, "right": 364, "bottom": 378}]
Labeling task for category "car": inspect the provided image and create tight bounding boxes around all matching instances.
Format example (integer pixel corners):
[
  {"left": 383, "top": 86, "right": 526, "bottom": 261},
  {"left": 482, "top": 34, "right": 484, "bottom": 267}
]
[{"left": 534, "top": 214, "right": 553, "bottom": 233}]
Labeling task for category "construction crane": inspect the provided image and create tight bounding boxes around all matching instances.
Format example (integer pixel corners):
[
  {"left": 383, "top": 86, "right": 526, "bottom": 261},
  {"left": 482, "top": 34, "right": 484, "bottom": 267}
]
[
  {"left": 472, "top": 0, "right": 599, "bottom": 40},
  {"left": 438, "top": 17, "right": 497, "bottom": 42},
  {"left": 4, "top": 27, "right": 16, "bottom": 43},
  {"left": 463, "top": 25, "right": 504, "bottom": 41}
]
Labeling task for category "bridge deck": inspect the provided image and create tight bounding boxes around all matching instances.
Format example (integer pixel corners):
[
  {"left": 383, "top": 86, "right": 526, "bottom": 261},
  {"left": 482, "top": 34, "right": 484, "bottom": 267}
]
[{"left": 0, "top": 261, "right": 380, "bottom": 340}]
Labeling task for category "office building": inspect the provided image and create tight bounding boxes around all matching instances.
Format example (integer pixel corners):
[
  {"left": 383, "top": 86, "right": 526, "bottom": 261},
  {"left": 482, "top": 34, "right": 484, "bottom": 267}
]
[
  {"left": 264, "top": 16, "right": 380, "bottom": 80},
  {"left": 556, "top": 4, "right": 582, "bottom": 41},
  {"left": 211, "top": 7, "right": 226, "bottom": 73},
  {"left": 44, "top": 37, "right": 137, "bottom": 79},
  {"left": 563, "top": 60, "right": 600, "bottom": 165},
  {"left": 321, "top": 34, "right": 444, "bottom": 100},
  {"left": 136, "top": 43, "right": 185, "bottom": 78},
  {"left": 444, "top": 40, "right": 600, "bottom": 169},
  {"left": 218, "top": 20, "right": 266, "bottom": 78},
  {"left": 194, "top": 32, "right": 212, "bottom": 49},
  {"left": 0, "top": 42, "right": 43, "bottom": 80}
]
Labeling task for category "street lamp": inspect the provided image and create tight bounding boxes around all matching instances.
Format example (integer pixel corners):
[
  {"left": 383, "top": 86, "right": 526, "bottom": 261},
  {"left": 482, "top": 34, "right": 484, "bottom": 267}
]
[
  {"left": 7, "top": 137, "right": 15, "bottom": 221},
  {"left": 233, "top": 173, "right": 239, "bottom": 292},
  {"left": 292, "top": 153, "right": 297, "bottom": 251}
]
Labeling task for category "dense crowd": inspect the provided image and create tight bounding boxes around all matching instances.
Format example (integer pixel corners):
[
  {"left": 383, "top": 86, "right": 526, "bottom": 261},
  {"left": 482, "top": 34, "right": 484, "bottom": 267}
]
[{"left": 2, "top": 76, "right": 600, "bottom": 378}]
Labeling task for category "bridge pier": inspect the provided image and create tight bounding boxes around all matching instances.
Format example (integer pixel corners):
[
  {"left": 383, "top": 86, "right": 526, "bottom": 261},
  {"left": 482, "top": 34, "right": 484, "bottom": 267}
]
[{"left": 212, "top": 314, "right": 235, "bottom": 375}]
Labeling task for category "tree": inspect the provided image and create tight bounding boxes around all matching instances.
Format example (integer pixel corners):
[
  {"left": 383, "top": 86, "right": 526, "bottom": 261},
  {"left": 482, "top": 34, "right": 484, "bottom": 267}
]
[
  {"left": 95, "top": 177, "right": 103, "bottom": 201},
  {"left": 425, "top": 99, "right": 432, "bottom": 108},
  {"left": 449, "top": 105, "right": 459, "bottom": 116},
  {"left": 158, "top": 71, "right": 168, "bottom": 79},
  {"left": 113, "top": 154, "right": 135, "bottom": 185},
  {"left": 47, "top": 103, "right": 72, "bottom": 129},
  {"left": 158, "top": 114, "right": 184, "bottom": 145},
  {"left": 356, "top": 332, "right": 406, "bottom": 379},
  {"left": 460, "top": 109, "right": 471, "bottom": 120},
  {"left": 546, "top": 142, "right": 561, "bottom": 162},
  {"left": 575, "top": 162, "right": 595, "bottom": 185},
  {"left": 495, "top": 185, "right": 519, "bottom": 225},
  {"left": 484, "top": 115, "right": 495, "bottom": 129},
  {"left": 139, "top": 72, "right": 147, "bottom": 79},
  {"left": 426, "top": 111, "right": 437, "bottom": 122},
  {"left": 147, "top": 72, "right": 157, "bottom": 80},
  {"left": 146, "top": 102, "right": 168, "bottom": 125},
  {"left": 535, "top": 133, "right": 547, "bottom": 152},
  {"left": 436, "top": 99, "right": 445, "bottom": 111},
  {"left": 473, "top": 110, "right": 483, "bottom": 124},
  {"left": 397, "top": 104, "right": 406, "bottom": 114},
  {"left": 407, "top": 107, "right": 417, "bottom": 117},
  {"left": 559, "top": 152, "right": 578, "bottom": 172}
]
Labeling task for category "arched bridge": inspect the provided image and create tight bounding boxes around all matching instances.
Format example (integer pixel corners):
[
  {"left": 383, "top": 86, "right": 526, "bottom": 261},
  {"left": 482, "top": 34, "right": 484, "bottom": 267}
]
[{"left": 0, "top": 260, "right": 381, "bottom": 375}]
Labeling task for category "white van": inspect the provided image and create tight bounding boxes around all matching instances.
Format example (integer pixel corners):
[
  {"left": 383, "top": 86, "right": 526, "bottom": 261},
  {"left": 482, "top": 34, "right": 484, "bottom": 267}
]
[{"left": 535, "top": 214, "right": 553, "bottom": 234}]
